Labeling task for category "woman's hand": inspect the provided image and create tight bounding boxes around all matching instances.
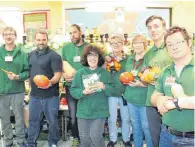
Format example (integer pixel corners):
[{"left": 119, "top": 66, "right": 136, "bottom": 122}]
[
  {"left": 96, "top": 82, "right": 105, "bottom": 90},
  {"left": 83, "top": 88, "right": 95, "bottom": 95},
  {"left": 127, "top": 79, "right": 147, "bottom": 87}
]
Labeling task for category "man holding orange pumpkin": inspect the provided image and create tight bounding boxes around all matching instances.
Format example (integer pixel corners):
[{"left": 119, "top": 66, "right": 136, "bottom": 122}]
[
  {"left": 28, "top": 30, "right": 62, "bottom": 147},
  {"left": 0, "top": 27, "right": 29, "bottom": 147}
]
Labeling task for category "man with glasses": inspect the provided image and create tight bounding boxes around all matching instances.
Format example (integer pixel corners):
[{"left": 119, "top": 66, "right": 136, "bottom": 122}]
[
  {"left": 144, "top": 16, "right": 172, "bottom": 147},
  {"left": 151, "top": 26, "right": 194, "bottom": 147},
  {"left": 62, "top": 24, "right": 88, "bottom": 147},
  {"left": 0, "top": 27, "right": 29, "bottom": 147}
]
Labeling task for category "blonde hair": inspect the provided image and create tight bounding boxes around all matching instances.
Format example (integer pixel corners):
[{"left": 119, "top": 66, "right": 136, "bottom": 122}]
[
  {"left": 109, "top": 34, "right": 124, "bottom": 44},
  {"left": 2, "top": 27, "right": 17, "bottom": 37},
  {"left": 132, "top": 34, "right": 148, "bottom": 50}
]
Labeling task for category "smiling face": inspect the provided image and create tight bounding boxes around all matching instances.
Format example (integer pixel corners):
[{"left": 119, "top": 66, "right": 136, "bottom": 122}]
[
  {"left": 3, "top": 30, "right": 16, "bottom": 46},
  {"left": 109, "top": 35, "right": 124, "bottom": 54},
  {"left": 87, "top": 52, "right": 99, "bottom": 69},
  {"left": 147, "top": 18, "right": 166, "bottom": 42},
  {"left": 35, "top": 33, "right": 48, "bottom": 50},
  {"left": 132, "top": 37, "right": 146, "bottom": 54},
  {"left": 166, "top": 32, "right": 191, "bottom": 60}
]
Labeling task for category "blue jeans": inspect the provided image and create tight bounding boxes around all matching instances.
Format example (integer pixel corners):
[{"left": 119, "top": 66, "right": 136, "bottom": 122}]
[
  {"left": 78, "top": 118, "right": 106, "bottom": 147},
  {"left": 159, "top": 124, "right": 194, "bottom": 147},
  {"left": 146, "top": 106, "right": 162, "bottom": 147},
  {"left": 108, "top": 97, "right": 131, "bottom": 142},
  {"left": 128, "top": 103, "right": 154, "bottom": 147},
  {"left": 27, "top": 96, "right": 60, "bottom": 147},
  {"left": 65, "top": 86, "right": 79, "bottom": 138}
]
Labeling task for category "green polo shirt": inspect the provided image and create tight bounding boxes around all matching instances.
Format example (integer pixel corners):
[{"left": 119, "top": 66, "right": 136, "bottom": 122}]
[
  {"left": 155, "top": 57, "right": 194, "bottom": 132},
  {"left": 144, "top": 43, "right": 172, "bottom": 106},
  {"left": 61, "top": 42, "right": 88, "bottom": 85},
  {"left": 0, "top": 45, "right": 29, "bottom": 95},
  {"left": 123, "top": 53, "right": 148, "bottom": 106}
]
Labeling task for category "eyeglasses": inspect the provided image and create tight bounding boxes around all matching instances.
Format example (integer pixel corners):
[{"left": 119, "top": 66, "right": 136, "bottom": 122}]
[
  {"left": 87, "top": 53, "right": 99, "bottom": 58},
  {"left": 132, "top": 42, "right": 144, "bottom": 45},
  {"left": 3, "top": 33, "right": 15, "bottom": 36},
  {"left": 166, "top": 40, "right": 186, "bottom": 48},
  {"left": 110, "top": 42, "right": 123, "bottom": 47}
]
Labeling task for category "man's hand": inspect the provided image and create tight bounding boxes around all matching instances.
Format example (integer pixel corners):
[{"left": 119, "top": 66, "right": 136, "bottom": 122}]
[
  {"left": 157, "top": 96, "right": 173, "bottom": 115},
  {"left": 7, "top": 72, "right": 19, "bottom": 80},
  {"left": 164, "top": 100, "right": 175, "bottom": 111},
  {"left": 83, "top": 88, "right": 95, "bottom": 95},
  {"left": 38, "top": 81, "right": 52, "bottom": 89}
]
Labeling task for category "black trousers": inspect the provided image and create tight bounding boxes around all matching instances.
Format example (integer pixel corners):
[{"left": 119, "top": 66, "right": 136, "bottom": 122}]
[
  {"left": 146, "top": 106, "right": 162, "bottom": 147},
  {"left": 66, "top": 86, "right": 79, "bottom": 139}
]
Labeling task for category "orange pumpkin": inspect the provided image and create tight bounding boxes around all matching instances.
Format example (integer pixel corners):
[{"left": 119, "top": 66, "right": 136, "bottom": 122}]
[
  {"left": 33, "top": 75, "right": 50, "bottom": 88},
  {"left": 119, "top": 72, "right": 134, "bottom": 84}
]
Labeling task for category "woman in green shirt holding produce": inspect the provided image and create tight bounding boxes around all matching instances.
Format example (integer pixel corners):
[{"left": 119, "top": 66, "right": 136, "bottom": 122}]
[
  {"left": 70, "top": 45, "right": 113, "bottom": 147},
  {"left": 123, "top": 34, "right": 154, "bottom": 147}
]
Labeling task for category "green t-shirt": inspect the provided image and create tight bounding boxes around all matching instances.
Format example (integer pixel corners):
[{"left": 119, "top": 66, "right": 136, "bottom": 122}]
[
  {"left": 155, "top": 57, "right": 194, "bottom": 132},
  {"left": 123, "top": 53, "right": 148, "bottom": 106},
  {"left": 144, "top": 43, "right": 172, "bottom": 106},
  {"left": 0, "top": 45, "right": 29, "bottom": 94},
  {"left": 70, "top": 66, "right": 114, "bottom": 119},
  {"left": 61, "top": 42, "right": 88, "bottom": 85}
]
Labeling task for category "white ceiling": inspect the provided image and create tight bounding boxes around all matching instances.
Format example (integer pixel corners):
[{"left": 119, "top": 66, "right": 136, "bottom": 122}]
[{"left": 62, "top": 0, "right": 174, "bottom": 9}]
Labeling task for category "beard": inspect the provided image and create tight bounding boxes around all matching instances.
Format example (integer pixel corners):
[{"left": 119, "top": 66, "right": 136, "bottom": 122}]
[
  {"left": 37, "top": 44, "right": 48, "bottom": 50},
  {"left": 71, "top": 38, "right": 81, "bottom": 45}
]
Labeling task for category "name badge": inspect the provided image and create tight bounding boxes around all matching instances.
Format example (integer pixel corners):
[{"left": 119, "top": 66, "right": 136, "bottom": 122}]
[
  {"left": 131, "top": 69, "right": 138, "bottom": 76},
  {"left": 73, "top": 56, "right": 81, "bottom": 62},
  {"left": 165, "top": 76, "right": 175, "bottom": 86},
  {"left": 5, "top": 56, "right": 13, "bottom": 62}
]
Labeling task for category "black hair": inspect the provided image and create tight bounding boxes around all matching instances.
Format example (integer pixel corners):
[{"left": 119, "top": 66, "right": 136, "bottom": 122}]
[
  {"left": 70, "top": 24, "right": 81, "bottom": 32},
  {"left": 81, "top": 44, "right": 105, "bottom": 67}
]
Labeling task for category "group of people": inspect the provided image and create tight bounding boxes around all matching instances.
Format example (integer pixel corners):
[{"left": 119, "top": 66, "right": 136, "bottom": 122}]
[
  {"left": 0, "top": 14, "right": 194, "bottom": 147},
  {"left": 0, "top": 27, "right": 62, "bottom": 147}
]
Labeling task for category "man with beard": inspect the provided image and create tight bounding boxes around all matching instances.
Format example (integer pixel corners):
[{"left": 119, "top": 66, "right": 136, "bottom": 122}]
[
  {"left": 0, "top": 27, "right": 29, "bottom": 147},
  {"left": 62, "top": 24, "right": 88, "bottom": 147},
  {"left": 27, "top": 30, "right": 62, "bottom": 147},
  {"left": 144, "top": 16, "right": 172, "bottom": 147}
]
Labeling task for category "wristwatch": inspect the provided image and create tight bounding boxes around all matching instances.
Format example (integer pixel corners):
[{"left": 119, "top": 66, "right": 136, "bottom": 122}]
[{"left": 173, "top": 98, "right": 182, "bottom": 111}]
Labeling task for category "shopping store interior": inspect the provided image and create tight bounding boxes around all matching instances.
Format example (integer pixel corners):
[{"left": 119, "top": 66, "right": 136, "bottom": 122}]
[{"left": 0, "top": 0, "right": 194, "bottom": 147}]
